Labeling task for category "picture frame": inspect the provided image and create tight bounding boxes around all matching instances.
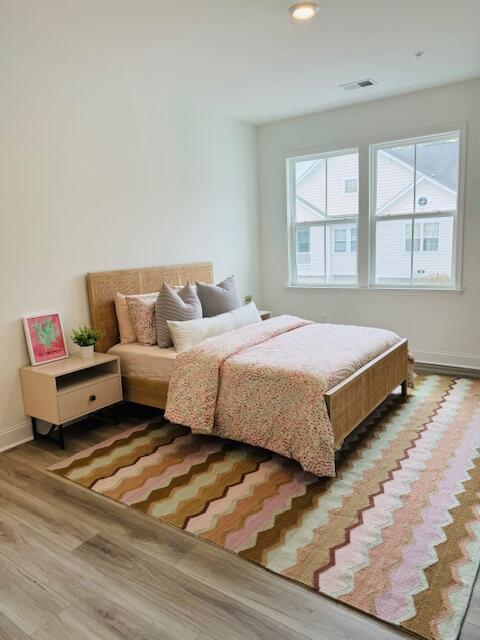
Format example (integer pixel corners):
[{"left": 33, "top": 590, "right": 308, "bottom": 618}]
[{"left": 22, "top": 312, "right": 69, "bottom": 366}]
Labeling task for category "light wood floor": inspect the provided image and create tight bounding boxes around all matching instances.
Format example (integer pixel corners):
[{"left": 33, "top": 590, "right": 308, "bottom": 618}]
[{"left": 0, "top": 406, "right": 478, "bottom": 640}]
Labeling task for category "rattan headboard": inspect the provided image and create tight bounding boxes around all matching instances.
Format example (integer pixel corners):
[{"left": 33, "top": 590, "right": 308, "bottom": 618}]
[{"left": 86, "top": 262, "right": 213, "bottom": 353}]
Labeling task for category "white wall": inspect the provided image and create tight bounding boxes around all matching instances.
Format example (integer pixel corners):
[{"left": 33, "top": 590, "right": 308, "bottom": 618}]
[
  {"left": 257, "top": 79, "right": 480, "bottom": 369},
  {"left": 0, "top": 21, "right": 260, "bottom": 448}
]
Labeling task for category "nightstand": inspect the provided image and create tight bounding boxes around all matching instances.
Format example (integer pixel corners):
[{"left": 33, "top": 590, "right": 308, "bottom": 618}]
[
  {"left": 259, "top": 310, "right": 271, "bottom": 321},
  {"left": 20, "top": 353, "right": 123, "bottom": 449}
]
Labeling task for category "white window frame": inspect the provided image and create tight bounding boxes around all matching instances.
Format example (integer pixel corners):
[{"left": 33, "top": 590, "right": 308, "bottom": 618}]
[
  {"left": 286, "top": 123, "right": 466, "bottom": 292},
  {"left": 369, "top": 130, "right": 463, "bottom": 289},
  {"left": 287, "top": 147, "right": 359, "bottom": 287}
]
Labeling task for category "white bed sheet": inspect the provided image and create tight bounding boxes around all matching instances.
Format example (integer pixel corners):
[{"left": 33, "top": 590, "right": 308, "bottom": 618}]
[{"left": 108, "top": 342, "right": 177, "bottom": 382}]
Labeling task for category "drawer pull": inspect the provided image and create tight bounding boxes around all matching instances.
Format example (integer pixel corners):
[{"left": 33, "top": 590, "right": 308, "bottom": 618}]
[{"left": 89, "top": 394, "right": 96, "bottom": 402}]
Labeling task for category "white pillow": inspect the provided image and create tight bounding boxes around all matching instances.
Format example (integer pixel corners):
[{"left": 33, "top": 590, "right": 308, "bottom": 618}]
[{"left": 167, "top": 302, "right": 262, "bottom": 353}]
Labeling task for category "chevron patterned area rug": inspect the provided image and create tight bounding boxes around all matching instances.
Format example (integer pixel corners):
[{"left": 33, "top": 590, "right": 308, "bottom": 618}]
[{"left": 50, "top": 375, "right": 480, "bottom": 640}]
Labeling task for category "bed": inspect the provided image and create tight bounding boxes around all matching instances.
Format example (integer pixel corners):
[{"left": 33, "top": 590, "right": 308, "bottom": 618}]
[{"left": 86, "top": 262, "right": 409, "bottom": 474}]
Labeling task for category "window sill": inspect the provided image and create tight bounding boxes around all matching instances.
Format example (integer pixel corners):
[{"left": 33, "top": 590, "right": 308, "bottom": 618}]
[{"left": 286, "top": 284, "right": 464, "bottom": 295}]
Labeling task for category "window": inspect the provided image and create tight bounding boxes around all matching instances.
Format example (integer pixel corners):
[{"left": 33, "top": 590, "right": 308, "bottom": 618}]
[
  {"left": 372, "top": 132, "right": 459, "bottom": 287},
  {"left": 344, "top": 177, "right": 358, "bottom": 194},
  {"left": 334, "top": 228, "right": 347, "bottom": 252},
  {"left": 405, "top": 222, "right": 440, "bottom": 253},
  {"left": 423, "top": 222, "right": 439, "bottom": 251},
  {"left": 350, "top": 227, "right": 357, "bottom": 252},
  {"left": 288, "top": 149, "right": 359, "bottom": 285},
  {"left": 287, "top": 130, "right": 463, "bottom": 289},
  {"left": 405, "top": 222, "right": 421, "bottom": 252},
  {"left": 297, "top": 227, "right": 310, "bottom": 253},
  {"left": 333, "top": 227, "right": 357, "bottom": 252},
  {"left": 296, "top": 227, "right": 311, "bottom": 265}
]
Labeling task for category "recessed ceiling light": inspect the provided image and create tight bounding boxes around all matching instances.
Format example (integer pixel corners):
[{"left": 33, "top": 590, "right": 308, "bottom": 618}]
[{"left": 289, "top": 3, "right": 319, "bottom": 21}]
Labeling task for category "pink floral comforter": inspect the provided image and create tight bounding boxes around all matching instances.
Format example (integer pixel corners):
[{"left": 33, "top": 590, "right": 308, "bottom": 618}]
[{"left": 165, "top": 316, "right": 401, "bottom": 476}]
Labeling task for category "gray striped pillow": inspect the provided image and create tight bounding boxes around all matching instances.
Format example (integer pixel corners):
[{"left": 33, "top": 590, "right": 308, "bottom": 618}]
[
  {"left": 155, "top": 283, "right": 202, "bottom": 348},
  {"left": 196, "top": 275, "right": 241, "bottom": 318}
]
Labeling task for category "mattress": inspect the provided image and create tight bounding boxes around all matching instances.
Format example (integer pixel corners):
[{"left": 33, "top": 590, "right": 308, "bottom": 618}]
[{"left": 108, "top": 343, "right": 177, "bottom": 382}]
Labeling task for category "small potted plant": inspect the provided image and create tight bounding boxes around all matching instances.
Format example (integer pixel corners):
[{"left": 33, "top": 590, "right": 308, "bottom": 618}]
[
  {"left": 71, "top": 325, "right": 102, "bottom": 358},
  {"left": 244, "top": 294, "right": 253, "bottom": 305}
]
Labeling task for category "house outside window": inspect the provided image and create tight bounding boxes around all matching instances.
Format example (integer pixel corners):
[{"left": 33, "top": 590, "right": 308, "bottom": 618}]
[
  {"left": 287, "top": 129, "right": 463, "bottom": 289},
  {"left": 372, "top": 132, "right": 459, "bottom": 286}
]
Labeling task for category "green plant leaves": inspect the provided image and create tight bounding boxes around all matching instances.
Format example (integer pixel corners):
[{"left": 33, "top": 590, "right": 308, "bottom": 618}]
[{"left": 71, "top": 325, "right": 102, "bottom": 347}]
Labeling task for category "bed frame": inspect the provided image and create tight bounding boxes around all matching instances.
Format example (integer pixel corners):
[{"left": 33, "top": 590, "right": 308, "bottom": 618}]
[{"left": 86, "top": 262, "right": 409, "bottom": 448}]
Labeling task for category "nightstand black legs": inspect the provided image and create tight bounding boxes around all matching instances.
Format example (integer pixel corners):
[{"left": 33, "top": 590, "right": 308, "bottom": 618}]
[{"left": 31, "top": 417, "right": 65, "bottom": 450}]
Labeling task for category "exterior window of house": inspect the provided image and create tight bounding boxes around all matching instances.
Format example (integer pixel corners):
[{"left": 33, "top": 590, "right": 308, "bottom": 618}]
[
  {"left": 371, "top": 131, "right": 460, "bottom": 287},
  {"left": 288, "top": 149, "right": 359, "bottom": 285},
  {"left": 404, "top": 223, "right": 421, "bottom": 252},
  {"left": 344, "top": 177, "right": 358, "bottom": 194},
  {"left": 287, "top": 130, "right": 462, "bottom": 289},
  {"left": 405, "top": 222, "right": 440, "bottom": 252},
  {"left": 350, "top": 227, "right": 357, "bottom": 252},
  {"left": 423, "top": 222, "right": 440, "bottom": 251},
  {"left": 296, "top": 227, "right": 311, "bottom": 265},
  {"left": 334, "top": 228, "right": 347, "bottom": 252}
]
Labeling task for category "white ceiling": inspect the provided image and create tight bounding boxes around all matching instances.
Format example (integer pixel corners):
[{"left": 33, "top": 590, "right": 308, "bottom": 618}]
[{"left": 3, "top": 0, "right": 480, "bottom": 124}]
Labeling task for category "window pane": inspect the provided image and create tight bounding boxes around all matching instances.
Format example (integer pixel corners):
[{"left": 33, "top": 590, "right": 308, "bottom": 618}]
[
  {"left": 372, "top": 132, "right": 460, "bottom": 288},
  {"left": 405, "top": 222, "right": 421, "bottom": 252},
  {"left": 294, "top": 159, "right": 326, "bottom": 222},
  {"left": 344, "top": 178, "right": 358, "bottom": 194},
  {"left": 326, "top": 223, "right": 357, "bottom": 284},
  {"left": 413, "top": 217, "right": 453, "bottom": 285},
  {"left": 415, "top": 137, "right": 458, "bottom": 213},
  {"left": 327, "top": 152, "right": 358, "bottom": 217},
  {"left": 296, "top": 227, "right": 310, "bottom": 253},
  {"left": 376, "top": 144, "right": 414, "bottom": 216},
  {"left": 350, "top": 228, "right": 357, "bottom": 252},
  {"left": 295, "top": 225, "right": 325, "bottom": 282},
  {"left": 334, "top": 228, "right": 347, "bottom": 252},
  {"left": 375, "top": 219, "right": 412, "bottom": 284},
  {"left": 422, "top": 222, "right": 439, "bottom": 251}
]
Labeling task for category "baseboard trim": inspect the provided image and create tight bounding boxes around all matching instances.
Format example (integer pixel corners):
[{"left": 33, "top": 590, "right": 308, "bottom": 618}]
[
  {"left": 414, "top": 350, "right": 480, "bottom": 370},
  {"left": 415, "top": 361, "right": 480, "bottom": 379},
  {"left": 0, "top": 421, "right": 33, "bottom": 453}
]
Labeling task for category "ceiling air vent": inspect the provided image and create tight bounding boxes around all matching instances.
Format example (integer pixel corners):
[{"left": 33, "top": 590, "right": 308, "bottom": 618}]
[{"left": 339, "top": 79, "right": 377, "bottom": 91}]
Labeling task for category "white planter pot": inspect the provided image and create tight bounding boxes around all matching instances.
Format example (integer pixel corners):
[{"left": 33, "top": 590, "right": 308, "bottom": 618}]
[{"left": 79, "top": 345, "right": 94, "bottom": 358}]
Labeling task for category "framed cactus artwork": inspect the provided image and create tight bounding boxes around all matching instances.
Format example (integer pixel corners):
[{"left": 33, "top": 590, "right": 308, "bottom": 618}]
[{"left": 22, "top": 312, "right": 68, "bottom": 366}]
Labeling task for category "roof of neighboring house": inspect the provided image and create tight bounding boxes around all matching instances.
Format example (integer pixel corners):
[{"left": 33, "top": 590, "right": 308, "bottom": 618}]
[{"left": 384, "top": 140, "right": 458, "bottom": 191}]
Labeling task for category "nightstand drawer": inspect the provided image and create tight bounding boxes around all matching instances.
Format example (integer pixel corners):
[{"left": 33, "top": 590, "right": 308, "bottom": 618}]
[{"left": 58, "top": 376, "right": 122, "bottom": 422}]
